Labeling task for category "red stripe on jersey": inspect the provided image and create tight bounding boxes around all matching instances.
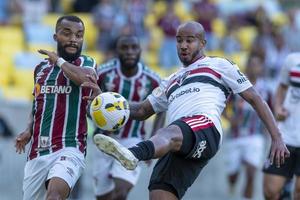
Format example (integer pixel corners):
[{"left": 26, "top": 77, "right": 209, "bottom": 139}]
[
  {"left": 290, "top": 71, "right": 300, "bottom": 78},
  {"left": 166, "top": 67, "right": 221, "bottom": 93},
  {"left": 140, "top": 120, "right": 146, "bottom": 139},
  {"left": 29, "top": 65, "right": 53, "bottom": 160},
  {"left": 121, "top": 119, "right": 133, "bottom": 138},
  {"left": 182, "top": 115, "right": 214, "bottom": 132},
  {"left": 132, "top": 78, "right": 140, "bottom": 101},
  {"left": 190, "top": 67, "right": 221, "bottom": 79},
  {"left": 29, "top": 99, "right": 44, "bottom": 160},
  {"left": 78, "top": 86, "right": 91, "bottom": 153},
  {"left": 113, "top": 69, "right": 120, "bottom": 92},
  {"left": 51, "top": 71, "right": 66, "bottom": 152},
  {"left": 151, "top": 76, "right": 160, "bottom": 90}
]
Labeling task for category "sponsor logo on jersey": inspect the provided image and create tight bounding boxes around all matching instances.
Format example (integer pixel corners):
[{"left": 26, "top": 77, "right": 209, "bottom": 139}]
[
  {"left": 169, "top": 87, "right": 200, "bottom": 103},
  {"left": 34, "top": 83, "right": 72, "bottom": 96},
  {"left": 236, "top": 70, "right": 248, "bottom": 84}
]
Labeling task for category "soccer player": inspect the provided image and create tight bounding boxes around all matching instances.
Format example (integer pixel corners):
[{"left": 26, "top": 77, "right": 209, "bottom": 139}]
[
  {"left": 92, "top": 34, "right": 165, "bottom": 200},
  {"left": 86, "top": 21, "right": 289, "bottom": 200},
  {"left": 14, "top": 15, "right": 98, "bottom": 200},
  {"left": 263, "top": 52, "right": 300, "bottom": 200},
  {"left": 225, "top": 55, "right": 272, "bottom": 199}
]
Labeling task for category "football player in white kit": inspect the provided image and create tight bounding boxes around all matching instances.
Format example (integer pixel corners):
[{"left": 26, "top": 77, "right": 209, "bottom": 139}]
[
  {"left": 263, "top": 52, "right": 300, "bottom": 200},
  {"left": 225, "top": 55, "right": 272, "bottom": 199},
  {"left": 84, "top": 21, "right": 289, "bottom": 200}
]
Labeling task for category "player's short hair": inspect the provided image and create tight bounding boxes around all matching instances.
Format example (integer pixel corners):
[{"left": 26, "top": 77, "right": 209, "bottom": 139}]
[
  {"left": 115, "top": 34, "right": 140, "bottom": 47},
  {"left": 55, "top": 15, "right": 85, "bottom": 32}
]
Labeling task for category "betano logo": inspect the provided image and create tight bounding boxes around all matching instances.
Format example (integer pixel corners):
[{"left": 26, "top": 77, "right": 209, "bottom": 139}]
[{"left": 34, "top": 83, "right": 72, "bottom": 96}]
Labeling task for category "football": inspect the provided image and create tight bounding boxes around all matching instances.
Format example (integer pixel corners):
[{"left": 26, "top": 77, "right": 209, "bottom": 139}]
[{"left": 90, "top": 92, "right": 130, "bottom": 131}]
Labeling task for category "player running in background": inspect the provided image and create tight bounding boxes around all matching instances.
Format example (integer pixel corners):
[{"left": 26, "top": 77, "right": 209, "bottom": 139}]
[
  {"left": 14, "top": 15, "right": 98, "bottom": 200},
  {"left": 225, "top": 55, "right": 272, "bottom": 200},
  {"left": 85, "top": 21, "right": 289, "bottom": 200},
  {"left": 92, "top": 34, "right": 165, "bottom": 200},
  {"left": 263, "top": 52, "right": 300, "bottom": 200}
]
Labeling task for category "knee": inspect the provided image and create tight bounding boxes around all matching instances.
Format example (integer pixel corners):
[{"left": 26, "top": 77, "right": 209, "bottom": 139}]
[
  {"left": 113, "top": 188, "right": 130, "bottom": 200},
  {"left": 46, "top": 192, "right": 63, "bottom": 200},
  {"left": 263, "top": 183, "right": 281, "bottom": 200}
]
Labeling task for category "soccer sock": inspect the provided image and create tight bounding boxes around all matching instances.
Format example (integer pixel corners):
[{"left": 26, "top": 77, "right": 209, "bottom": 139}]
[{"left": 128, "top": 140, "right": 155, "bottom": 161}]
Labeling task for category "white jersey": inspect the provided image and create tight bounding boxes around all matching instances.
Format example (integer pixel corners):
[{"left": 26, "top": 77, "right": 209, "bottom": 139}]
[
  {"left": 148, "top": 56, "right": 252, "bottom": 138},
  {"left": 277, "top": 52, "right": 300, "bottom": 147}
]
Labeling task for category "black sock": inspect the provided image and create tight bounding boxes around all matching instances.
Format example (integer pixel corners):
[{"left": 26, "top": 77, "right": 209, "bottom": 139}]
[{"left": 128, "top": 140, "right": 155, "bottom": 161}]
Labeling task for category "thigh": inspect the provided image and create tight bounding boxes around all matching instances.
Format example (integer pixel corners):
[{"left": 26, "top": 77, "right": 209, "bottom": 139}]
[
  {"left": 150, "top": 189, "right": 178, "bottom": 200},
  {"left": 47, "top": 148, "right": 85, "bottom": 196},
  {"left": 93, "top": 149, "right": 115, "bottom": 196},
  {"left": 263, "top": 145, "right": 296, "bottom": 178},
  {"left": 263, "top": 173, "right": 287, "bottom": 194}
]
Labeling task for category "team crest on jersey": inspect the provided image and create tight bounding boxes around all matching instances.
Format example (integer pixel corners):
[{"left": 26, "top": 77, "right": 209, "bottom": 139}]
[
  {"left": 40, "top": 136, "right": 50, "bottom": 148},
  {"left": 176, "top": 71, "right": 190, "bottom": 86}
]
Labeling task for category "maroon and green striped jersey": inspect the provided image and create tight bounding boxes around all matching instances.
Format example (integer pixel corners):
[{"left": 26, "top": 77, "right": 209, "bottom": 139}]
[
  {"left": 96, "top": 59, "right": 161, "bottom": 139},
  {"left": 28, "top": 55, "right": 97, "bottom": 160}
]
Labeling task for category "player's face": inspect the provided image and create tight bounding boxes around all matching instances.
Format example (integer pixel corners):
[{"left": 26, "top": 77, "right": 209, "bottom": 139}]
[
  {"left": 117, "top": 37, "right": 141, "bottom": 70},
  {"left": 176, "top": 27, "right": 205, "bottom": 66},
  {"left": 54, "top": 19, "right": 84, "bottom": 61}
]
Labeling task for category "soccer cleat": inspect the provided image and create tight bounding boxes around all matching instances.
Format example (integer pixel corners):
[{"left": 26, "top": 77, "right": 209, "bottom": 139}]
[{"left": 93, "top": 134, "right": 138, "bottom": 170}]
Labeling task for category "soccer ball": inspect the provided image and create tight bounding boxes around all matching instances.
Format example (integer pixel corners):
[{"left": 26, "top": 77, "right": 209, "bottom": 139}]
[{"left": 90, "top": 92, "right": 130, "bottom": 131}]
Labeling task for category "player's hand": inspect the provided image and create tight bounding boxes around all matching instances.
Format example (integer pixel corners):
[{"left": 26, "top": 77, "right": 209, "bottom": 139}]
[
  {"left": 269, "top": 137, "right": 290, "bottom": 168},
  {"left": 82, "top": 74, "right": 102, "bottom": 101},
  {"left": 38, "top": 49, "right": 59, "bottom": 65},
  {"left": 275, "top": 106, "right": 289, "bottom": 121},
  {"left": 15, "top": 130, "right": 32, "bottom": 154}
]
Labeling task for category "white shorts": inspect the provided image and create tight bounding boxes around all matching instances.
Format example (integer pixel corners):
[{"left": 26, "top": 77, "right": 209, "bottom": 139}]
[
  {"left": 225, "top": 134, "right": 265, "bottom": 174},
  {"left": 23, "top": 147, "right": 85, "bottom": 200},
  {"left": 92, "top": 137, "right": 142, "bottom": 196}
]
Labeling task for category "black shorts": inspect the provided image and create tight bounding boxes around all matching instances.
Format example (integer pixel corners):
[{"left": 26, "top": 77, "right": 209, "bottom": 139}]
[
  {"left": 148, "top": 115, "right": 220, "bottom": 199},
  {"left": 263, "top": 145, "right": 300, "bottom": 178}
]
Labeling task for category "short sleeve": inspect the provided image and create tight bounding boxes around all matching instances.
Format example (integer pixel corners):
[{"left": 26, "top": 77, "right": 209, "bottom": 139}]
[
  {"left": 220, "top": 59, "right": 252, "bottom": 94},
  {"left": 147, "top": 78, "right": 168, "bottom": 113}
]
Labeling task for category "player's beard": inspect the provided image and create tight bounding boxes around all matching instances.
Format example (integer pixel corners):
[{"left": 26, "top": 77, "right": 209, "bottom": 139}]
[
  {"left": 120, "top": 55, "right": 140, "bottom": 70},
  {"left": 179, "top": 49, "right": 201, "bottom": 66},
  {"left": 57, "top": 43, "right": 82, "bottom": 62}
]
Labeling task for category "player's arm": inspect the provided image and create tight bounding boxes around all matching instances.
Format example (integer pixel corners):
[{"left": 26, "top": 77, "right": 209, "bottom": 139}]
[
  {"left": 150, "top": 111, "right": 166, "bottom": 137},
  {"left": 274, "top": 83, "right": 289, "bottom": 121},
  {"left": 38, "top": 49, "right": 97, "bottom": 86},
  {"left": 239, "top": 87, "right": 290, "bottom": 166},
  {"left": 130, "top": 99, "right": 156, "bottom": 121}
]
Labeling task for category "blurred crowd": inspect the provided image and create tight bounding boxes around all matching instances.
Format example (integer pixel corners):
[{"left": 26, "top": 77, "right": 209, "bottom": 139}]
[{"left": 0, "top": 0, "right": 300, "bottom": 100}]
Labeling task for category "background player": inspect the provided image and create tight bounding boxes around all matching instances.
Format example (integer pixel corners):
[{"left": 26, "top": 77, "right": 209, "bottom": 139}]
[
  {"left": 224, "top": 54, "right": 272, "bottom": 199},
  {"left": 263, "top": 52, "right": 300, "bottom": 200},
  {"left": 92, "top": 34, "right": 165, "bottom": 200}
]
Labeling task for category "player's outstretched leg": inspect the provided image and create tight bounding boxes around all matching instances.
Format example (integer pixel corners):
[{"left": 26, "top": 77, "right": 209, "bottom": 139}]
[{"left": 93, "top": 134, "right": 138, "bottom": 170}]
